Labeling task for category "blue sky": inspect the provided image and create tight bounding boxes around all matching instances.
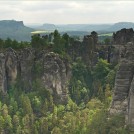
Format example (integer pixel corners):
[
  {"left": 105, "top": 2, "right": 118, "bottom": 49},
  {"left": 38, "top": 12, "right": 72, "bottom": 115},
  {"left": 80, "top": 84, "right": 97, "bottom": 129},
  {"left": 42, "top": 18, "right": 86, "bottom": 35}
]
[{"left": 0, "top": 1, "right": 134, "bottom": 24}]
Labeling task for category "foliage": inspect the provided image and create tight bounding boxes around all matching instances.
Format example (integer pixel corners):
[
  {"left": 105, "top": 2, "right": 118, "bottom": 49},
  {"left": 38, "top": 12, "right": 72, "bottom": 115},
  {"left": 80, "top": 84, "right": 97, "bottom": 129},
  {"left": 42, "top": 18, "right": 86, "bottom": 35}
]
[
  {"left": 93, "top": 59, "right": 110, "bottom": 82},
  {"left": 0, "top": 38, "right": 31, "bottom": 49},
  {"left": 0, "top": 29, "right": 127, "bottom": 133},
  {"left": 0, "top": 87, "right": 129, "bottom": 134},
  {"left": 69, "top": 58, "right": 93, "bottom": 104}
]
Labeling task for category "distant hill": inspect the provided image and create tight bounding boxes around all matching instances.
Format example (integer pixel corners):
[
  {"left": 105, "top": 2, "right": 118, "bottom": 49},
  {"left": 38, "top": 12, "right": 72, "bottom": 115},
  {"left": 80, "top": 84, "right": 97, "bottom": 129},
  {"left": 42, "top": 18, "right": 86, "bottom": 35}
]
[
  {"left": 0, "top": 20, "right": 34, "bottom": 41},
  {"left": 38, "top": 23, "right": 57, "bottom": 31},
  {"left": 0, "top": 20, "right": 134, "bottom": 41},
  {"left": 57, "top": 24, "right": 112, "bottom": 32},
  {"left": 32, "top": 22, "right": 134, "bottom": 33},
  {"left": 107, "top": 22, "right": 134, "bottom": 31},
  {"left": 34, "top": 23, "right": 112, "bottom": 32}
]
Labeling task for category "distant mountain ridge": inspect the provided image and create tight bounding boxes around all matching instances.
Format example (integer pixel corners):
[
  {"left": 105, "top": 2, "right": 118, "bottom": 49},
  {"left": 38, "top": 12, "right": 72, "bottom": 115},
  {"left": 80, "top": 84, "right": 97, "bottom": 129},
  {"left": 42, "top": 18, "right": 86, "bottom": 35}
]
[
  {"left": 107, "top": 22, "right": 134, "bottom": 31},
  {"left": 38, "top": 23, "right": 56, "bottom": 31},
  {"left": 34, "top": 23, "right": 112, "bottom": 32},
  {"left": 32, "top": 22, "right": 134, "bottom": 33},
  {"left": 0, "top": 20, "right": 34, "bottom": 41},
  {"left": 0, "top": 20, "right": 24, "bottom": 27},
  {"left": 0, "top": 20, "right": 134, "bottom": 41}
]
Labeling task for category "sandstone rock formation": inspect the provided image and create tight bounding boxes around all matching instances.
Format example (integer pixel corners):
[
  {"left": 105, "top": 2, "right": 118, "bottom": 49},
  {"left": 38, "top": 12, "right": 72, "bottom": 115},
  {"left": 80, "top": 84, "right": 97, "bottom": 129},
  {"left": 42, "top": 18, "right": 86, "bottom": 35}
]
[
  {"left": 0, "top": 53, "right": 7, "bottom": 93},
  {"left": 81, "top": 32, "right": 98, "bottom": 66},
  {"left": 110, "top": 41, "right": 134, "bottom": 127},
  {"left": 113, "top": 28, "right": 134, "bottom": 45},
  {"left": 42, "top": 52, "right": 70, "bottom": 104},
  {"left": 0, "top": 48, "right": 70, "bottom": 104},
  {"left": 18, "top": 48, "right": 35, "bottom": 91},
  {"left": 67, "top": 31, "right": 98, "bottom": 66},
  {"left": 5, "top": 48, "right": 18, "bottom": 89},
  {"left": 82, "top": 35, "right": 94, "bottom": 66}
]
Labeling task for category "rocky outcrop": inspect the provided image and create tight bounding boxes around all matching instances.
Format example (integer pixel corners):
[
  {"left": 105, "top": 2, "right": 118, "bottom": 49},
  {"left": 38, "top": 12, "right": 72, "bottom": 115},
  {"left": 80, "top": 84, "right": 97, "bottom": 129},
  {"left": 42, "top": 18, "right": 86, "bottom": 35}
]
[
  {"left": 110, "top": 42, "right": 134, "bottom": 127},
  {"left": 110, "top": 29, "right": 134, "bottom": 120},
  {"left": 67, "top": 31, "right": 98, "bottom": 66},
  {"left": 128, "top": 77, "right": 134, "bottom": 127},
  {"left": 0, "top": 53, "right": 7, "bottom": 93},
  {"left": 18, "top": 48, "right": 35, "bottom": 91},
  {"left": 42, "top": 52, "right": 70, "bottom": 104},
  {"left": 78, "top": 32, "right": 98, "bottom": 66},
  {"left": 113, "top": 28, "right": 134, "bottom": 45},
  {"left": 5, "top": 48, "right": 18, "bottom": 89},
  {"left": 82, "top": 35, "right": 94, "bottom": 66},
  {"left": 0, "top": 48, "right": 70, "bottom": 104}
]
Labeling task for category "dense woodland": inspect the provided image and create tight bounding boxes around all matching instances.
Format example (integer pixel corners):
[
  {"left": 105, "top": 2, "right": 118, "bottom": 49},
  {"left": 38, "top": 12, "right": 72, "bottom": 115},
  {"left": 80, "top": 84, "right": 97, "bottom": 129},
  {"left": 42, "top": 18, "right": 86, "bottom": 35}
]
[{"left": 0, "top": 30, "right": 131, "bottom": 134}]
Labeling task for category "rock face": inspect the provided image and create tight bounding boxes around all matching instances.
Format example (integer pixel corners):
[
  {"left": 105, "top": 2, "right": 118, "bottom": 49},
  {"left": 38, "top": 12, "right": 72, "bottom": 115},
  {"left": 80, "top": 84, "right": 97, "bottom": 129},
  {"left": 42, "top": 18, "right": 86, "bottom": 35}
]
[
  {"left": 82, "top": 35, "right": 94, "bottom": 66},
  {"left": 82, "top": 34, "right": 100, "bottom": 67},
  {"left": 110, "top": 29, "right": 134, "bottom": 127},
  {"left": 42, "top": 52, "right": 70, "bottom": 104},
  {"left": 18, "top": 48, "right": 35, "bottom": 91},
  {"left": 113, "top": 28, "right": 134, "bottom": 45},
  {"left": 128, "top": 77, "right": 134, "bottom": 127},
  {"left": 0, "top": 48, "right": 70, "bottom": 104},
  {"left": 0, "top": 53, "right": 7, "bottom": 93},
  {"left": 67, "top": 31, "right": 98, "bottom": 66},
  {"left": 5, "top": 48, "right": 18, "bottom": 89},
  {"left": 110, "top": 58, "right": 134, "bottom": 114}
]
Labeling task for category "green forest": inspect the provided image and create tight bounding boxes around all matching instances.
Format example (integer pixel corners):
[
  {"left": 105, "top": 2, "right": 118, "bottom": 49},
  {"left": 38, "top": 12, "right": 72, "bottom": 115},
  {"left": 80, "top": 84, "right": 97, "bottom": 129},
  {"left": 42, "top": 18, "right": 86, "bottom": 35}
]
[{"left": 0, "top": 30, "right": 131, "bottom": 134}]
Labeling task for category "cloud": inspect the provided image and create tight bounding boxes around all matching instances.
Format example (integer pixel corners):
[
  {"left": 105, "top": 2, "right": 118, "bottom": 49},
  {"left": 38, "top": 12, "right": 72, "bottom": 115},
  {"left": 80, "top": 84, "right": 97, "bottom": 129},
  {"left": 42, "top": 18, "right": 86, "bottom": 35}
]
[{"left": 0, "top": 1, "right": 133, "bottom": 24}]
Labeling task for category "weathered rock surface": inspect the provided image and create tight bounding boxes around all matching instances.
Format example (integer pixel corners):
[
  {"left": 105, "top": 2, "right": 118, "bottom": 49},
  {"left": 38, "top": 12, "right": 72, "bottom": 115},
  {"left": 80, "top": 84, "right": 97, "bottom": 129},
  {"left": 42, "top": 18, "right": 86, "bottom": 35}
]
[
  {"left": 110, "top": 41, "right": 134, "bottom": 127},
  {"left": 0, "top": 48, "right": 70, "bottom": 104},
  {"left": 113, "top": 28, "right": 134, "bottom": 45},
  {"left": 18, "top": 48, "right": 35, "bottom": 91},
  {"left": 5, "top": 48, "right": 18, "bottom": 89},
  {"left": 42, "top": 52, "right": 70, "bottom": 104},
  {"left": 82, "top": 32, "right": 98, "bottom": 65},
  {"left": 0, "top": 53, "right": 7, "bottom": 93},
  {"left": 128, "top": 77, "right": 134, "bottom": 127},
  {"left": 67, "top": 32, "right": 98, "bottom": 66}
]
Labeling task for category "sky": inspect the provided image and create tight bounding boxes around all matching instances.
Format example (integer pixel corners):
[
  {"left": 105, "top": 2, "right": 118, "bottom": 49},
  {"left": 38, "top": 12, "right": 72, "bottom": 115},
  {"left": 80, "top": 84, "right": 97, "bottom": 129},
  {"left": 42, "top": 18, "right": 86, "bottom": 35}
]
[{"left": 0, "top": 1, "right": 134, "bottom": 24}]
